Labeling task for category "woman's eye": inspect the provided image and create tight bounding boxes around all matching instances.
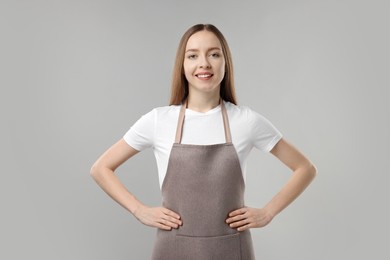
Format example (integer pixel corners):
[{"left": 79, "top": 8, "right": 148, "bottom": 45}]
[
  {"left": 187, "top": 54, "right": 197, "bottom": 59},
  {"left": 210, "top": 53, "right": 221, "bottom": 58}
]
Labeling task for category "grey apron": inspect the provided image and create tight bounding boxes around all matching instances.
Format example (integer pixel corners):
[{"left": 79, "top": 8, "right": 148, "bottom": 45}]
[{"left": 151, "top": 98, "right": 255, "bottom": 260}]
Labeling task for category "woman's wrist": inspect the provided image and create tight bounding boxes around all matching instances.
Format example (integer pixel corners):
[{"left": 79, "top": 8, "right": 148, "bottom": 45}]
[
  {"left": 129, "top": 198, "right": 144, "bottom": 216},
  {"left": 263, "top": 205, "right": 277, "bottom": 220}
]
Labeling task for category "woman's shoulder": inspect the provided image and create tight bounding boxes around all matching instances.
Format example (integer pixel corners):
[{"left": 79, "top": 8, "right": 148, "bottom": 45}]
[
  {"left": 152, "top": 104, "right": 181, "bottom": 116},
  {"left": 139, "top": 104, "right": 180, "bottom": 115},
  {"left": 224, "top": 101, "right": 273, "bottom": 124},
  {"left": 137, "top": 104, "right": 181, "bottom": 124},
  {"left": 224, "top": 101, "right": 255, "bottom": 117}
]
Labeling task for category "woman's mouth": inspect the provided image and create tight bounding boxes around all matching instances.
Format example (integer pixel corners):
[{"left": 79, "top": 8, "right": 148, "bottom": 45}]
[{"left": 196, "top": 73, "right": 213, "bottom": 80}]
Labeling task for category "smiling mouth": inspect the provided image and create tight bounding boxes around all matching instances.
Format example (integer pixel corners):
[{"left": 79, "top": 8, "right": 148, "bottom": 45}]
[{"left": 196, "top": 73, "right": 213, "bottom": 79}]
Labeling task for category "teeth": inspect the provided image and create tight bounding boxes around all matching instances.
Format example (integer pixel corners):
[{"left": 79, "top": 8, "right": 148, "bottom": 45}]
[{"left": 197, "top": 74, "right": 212, "bottom": 78}]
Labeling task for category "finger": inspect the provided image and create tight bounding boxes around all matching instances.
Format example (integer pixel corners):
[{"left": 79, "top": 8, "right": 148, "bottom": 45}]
[
  {"left": 161, "top": 209, "right": 182, "bottom": 225},
  {"left": 158, "top": 218, "right": 179, "bottom": 229},
  {"left": 228, "top": 207, "right": 247, "bottom": 217},
  {"left": 160, "top": 215, "right": 182, "bottom": 228},
  {"left": 237, "top": 223, "right": 251, "bottom": 232},
  {"left": 161, "top": 215, "right": 182, "bottom": 226},
  {"left": 229, "top": 218, "right": 250, "bottom": 228},
  {"left": 226, "top": 213, "right": 247, "bottom": 224},
  {"left": 156, "top": 222, "right": 173, "bottom": 231},
  {"left": 162, "top": 208, "right": 181, "bottom": 219}
]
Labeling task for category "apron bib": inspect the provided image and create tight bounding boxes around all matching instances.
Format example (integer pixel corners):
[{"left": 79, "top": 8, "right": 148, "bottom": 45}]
[{"left": 151, "top": 99, "right": 255, "bottom": 260}]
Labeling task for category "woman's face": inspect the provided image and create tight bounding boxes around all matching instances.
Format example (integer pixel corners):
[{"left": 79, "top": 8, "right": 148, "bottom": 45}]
[{"left": 183, "top": 30, "right": 225, "bottom": 96}]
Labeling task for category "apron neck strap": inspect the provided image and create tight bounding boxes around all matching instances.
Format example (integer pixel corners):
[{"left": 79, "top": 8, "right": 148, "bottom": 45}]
[{"left": 174, "top": 98, "right": 232, "bottom": 144}]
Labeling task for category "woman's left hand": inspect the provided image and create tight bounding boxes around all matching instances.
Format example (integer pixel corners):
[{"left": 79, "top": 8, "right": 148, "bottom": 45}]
[{"left": 225, "top": 207, "right": 274, "bottom": 231}]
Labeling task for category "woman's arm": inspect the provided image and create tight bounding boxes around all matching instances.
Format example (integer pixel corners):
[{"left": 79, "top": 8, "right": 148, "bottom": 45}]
[
  {"left": 226, "top": 138, "right": 317, "bottom": 231},
  {"left": 90, "top": 138, "right": 182, "bottom": 230}
]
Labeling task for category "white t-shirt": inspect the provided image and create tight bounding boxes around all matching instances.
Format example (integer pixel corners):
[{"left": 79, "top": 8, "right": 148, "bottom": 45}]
[{"left": 123, "top": 100, "right": 283, "bottom": 189}]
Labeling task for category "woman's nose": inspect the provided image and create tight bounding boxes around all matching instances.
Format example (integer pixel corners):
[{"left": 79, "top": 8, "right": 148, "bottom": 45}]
[{"left": 199, "top": 55, "right": 211, "bottom": 69}]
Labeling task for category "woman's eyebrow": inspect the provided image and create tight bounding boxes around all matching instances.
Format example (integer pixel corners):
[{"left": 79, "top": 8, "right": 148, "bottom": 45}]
[{"left": 185, "top": 47, "right": 221, "bottom": 53}]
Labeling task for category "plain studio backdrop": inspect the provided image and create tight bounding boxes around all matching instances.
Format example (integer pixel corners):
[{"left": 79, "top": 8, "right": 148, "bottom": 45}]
[{"left": 1, "top": 0, "right": 389, "bottom": 259}]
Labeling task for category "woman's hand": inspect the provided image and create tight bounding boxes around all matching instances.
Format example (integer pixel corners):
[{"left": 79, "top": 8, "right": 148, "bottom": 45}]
[
  {"left": 225, "top": 207, "right": 274, "bottom": 231},
  {"left": 133, "top": 204, "right": 182, "bottom": 230}
]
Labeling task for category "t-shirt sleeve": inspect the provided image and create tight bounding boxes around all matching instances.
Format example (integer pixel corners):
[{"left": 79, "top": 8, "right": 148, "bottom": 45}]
[
  {"left": 248, "top": 108, "right": 283, "bottom": 153},
  {"left": 123, "top": 109, "right": 155, "bottom": 151}
]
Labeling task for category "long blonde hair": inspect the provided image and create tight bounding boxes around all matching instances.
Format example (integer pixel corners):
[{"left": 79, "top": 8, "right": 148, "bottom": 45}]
[{"left": 169, "top": 24, "right": 237, "bottom": 105}]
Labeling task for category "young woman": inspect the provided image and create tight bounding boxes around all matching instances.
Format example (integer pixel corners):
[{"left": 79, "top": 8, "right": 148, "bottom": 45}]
[{"left": 90, "top": 24, "right": 317, "bottom": 259}]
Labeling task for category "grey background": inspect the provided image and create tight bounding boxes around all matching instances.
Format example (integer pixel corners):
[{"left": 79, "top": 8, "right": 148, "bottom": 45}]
[{"left": 1, "top": 0, "right": 389, "bottom": 259}]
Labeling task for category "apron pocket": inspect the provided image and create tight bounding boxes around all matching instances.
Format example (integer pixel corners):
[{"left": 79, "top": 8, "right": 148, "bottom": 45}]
[{"left": 174, "top": 233, "right": 241, "bottom": 260}]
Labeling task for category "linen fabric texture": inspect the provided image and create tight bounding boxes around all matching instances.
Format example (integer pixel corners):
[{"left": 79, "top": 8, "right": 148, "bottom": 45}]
[{"left": 151, "top": 99, "right": 255, "bottom": 259}]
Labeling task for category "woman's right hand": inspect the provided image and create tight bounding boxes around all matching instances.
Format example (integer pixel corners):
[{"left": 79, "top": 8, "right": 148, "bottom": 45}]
[{"left": 133, "top": 204, "right": 182, "bottom": 230}]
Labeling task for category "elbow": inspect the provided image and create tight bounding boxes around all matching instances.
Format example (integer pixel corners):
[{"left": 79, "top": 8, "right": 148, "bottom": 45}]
[
  {"left": 90, "top": 163, "right": 101, "bottom": 180},
  {"left": 90, "top": 162, "right": 114, "bottom": 181},
  {"left": 307, "top": 163, "right": 317, "bottom": 180}
]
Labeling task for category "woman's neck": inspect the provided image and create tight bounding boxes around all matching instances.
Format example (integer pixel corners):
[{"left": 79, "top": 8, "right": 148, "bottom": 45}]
[{"left": 187, "top": 92, "right": 220, "bottom": 113}]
